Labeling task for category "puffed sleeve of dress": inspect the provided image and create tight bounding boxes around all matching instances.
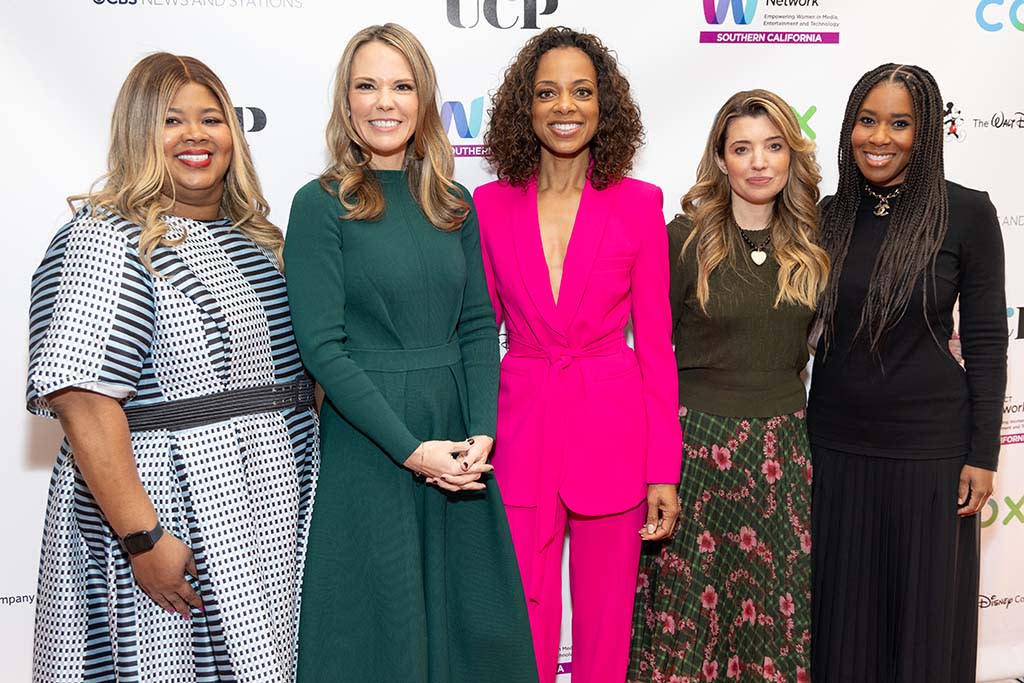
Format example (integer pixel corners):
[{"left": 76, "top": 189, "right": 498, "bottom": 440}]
[{"left": 26, "top": 208, "right": 156, "bottom": 417}]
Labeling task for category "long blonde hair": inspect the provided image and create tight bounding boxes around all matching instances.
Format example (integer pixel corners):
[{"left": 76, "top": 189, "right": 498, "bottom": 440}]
[
  {"left": 682, "top": 89, "right": 829, "bottom": 312},
  {"left": 69, "top": 52, "right": 282, "bottom": 270},
  {"left": 322, "top": 23, "right": 469, "bottom": 231}
]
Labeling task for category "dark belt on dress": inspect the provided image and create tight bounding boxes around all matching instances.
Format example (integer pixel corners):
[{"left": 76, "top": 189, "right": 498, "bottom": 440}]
[{"left": 122, "top": 377, "right": 315, "bottom": 432}]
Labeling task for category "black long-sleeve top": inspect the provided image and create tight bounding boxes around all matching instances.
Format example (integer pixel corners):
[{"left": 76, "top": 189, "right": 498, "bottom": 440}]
[{"left": 808, "top": 180, "right": 1007, "bottom": 471}]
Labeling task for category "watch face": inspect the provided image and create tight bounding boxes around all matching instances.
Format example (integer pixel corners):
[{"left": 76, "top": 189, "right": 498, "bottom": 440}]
[{"left": 122, "top": 526, "right": 161, "bottom": 555}]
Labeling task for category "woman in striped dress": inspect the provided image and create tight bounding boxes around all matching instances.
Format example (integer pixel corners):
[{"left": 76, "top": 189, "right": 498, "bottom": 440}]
[{"left": 26, "top": 53, "right": 318, "bottom": 682}]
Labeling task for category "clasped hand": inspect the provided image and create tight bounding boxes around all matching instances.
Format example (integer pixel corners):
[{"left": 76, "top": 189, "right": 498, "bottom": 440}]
[{"left": 404, "top": 436, "right": 494, "bottom": 492}]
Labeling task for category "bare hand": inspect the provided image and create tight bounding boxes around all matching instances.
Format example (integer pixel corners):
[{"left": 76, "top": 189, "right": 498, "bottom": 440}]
[
  {"left": 403, "top": 440, "right": 492, "bottom": 492},
  {"left": 640, "top": 484, "right": 681, "bottom": 541},
  {"left": 131, "top": 533, "right": 203, "bottom": 616},
  {"left": 948, "top": 333, "right": 965, "bottom": 367},
  {"left": 459, "top": 435, "right": 494, "bottom": 471},
  {"left": 958, "top": 464, "right": 995, "bottom": 517}
]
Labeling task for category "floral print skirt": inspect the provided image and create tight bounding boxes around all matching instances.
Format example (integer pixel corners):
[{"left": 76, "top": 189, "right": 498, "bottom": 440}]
[{"left": 628, "top": 406, "right": 812, "bottom": 683}]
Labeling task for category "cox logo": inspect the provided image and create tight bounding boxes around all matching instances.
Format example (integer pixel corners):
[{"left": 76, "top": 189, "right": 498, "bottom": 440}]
[
  {"left": 234, "top": 107, "right": 267, "bottom": 133},
  {"left": 976, "top": 0, "right": 1024, "bottom": 31},
  {"left": 981, "top": 493, "right": 1024, "bottom": 528},
  {"left": 447, "top": 0, "right": 558, "bottom": 29},
  {"left": 704, "top": 0, "right": 758, "bottom": 25}
]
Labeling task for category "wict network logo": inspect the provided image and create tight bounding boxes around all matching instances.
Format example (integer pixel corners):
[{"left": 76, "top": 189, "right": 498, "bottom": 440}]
[
  {"left": 976, "top": 0, "right": 1024, "bottom": 31},
  {"left": 447, "top": 0, "right": 558, "bottom": 29},
  {"left": 442, "top": 97, "right": 487, "bottom": 157},
  {"left": 704, "top": 0, "right": 758, "bottom": 25}
]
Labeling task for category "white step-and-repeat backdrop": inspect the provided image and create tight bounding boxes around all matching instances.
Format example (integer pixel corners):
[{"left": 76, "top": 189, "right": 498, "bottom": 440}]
[{"left": 2, "top": 1, "right": 1022, "bottom": 680}]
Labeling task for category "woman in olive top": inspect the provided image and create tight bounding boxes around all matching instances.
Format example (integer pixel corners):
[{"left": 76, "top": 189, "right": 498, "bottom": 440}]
[
  {"left": 283, "top": 24, "right": 536, "bottom": 682},
  {"left": 630, "top": 90, "right": 829, "bottom": 683}
]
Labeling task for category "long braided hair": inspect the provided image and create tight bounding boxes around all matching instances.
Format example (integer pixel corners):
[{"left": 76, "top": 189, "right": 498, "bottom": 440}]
[{"left": 817, "top": 63, "right": 949, "bottom": 355}]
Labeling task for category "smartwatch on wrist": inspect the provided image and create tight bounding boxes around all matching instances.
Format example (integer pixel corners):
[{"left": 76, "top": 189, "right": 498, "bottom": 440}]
[{"left": 120, "top": 523, "right": 163, "bottom": 556}]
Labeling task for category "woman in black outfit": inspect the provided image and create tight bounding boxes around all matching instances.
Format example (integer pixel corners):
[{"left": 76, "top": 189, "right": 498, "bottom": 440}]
[{"left": 808, "top": 63, "right": 1006, "bottom": 683}]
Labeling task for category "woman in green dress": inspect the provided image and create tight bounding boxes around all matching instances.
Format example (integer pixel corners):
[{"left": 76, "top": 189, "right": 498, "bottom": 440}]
[
  {"left": 628, "top": 90, "right": 830, "bottom": 682},
  {"left": 284, "top": 23, "right": 537, "bottom": 682}
]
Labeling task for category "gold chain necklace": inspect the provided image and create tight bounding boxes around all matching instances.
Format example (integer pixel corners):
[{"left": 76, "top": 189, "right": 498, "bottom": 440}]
[{"left": 864, "top": 184, "right": 902, "bottom": 217}]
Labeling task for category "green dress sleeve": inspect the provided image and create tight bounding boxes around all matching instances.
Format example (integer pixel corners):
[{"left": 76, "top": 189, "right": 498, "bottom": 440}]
[
  {"left": 284, "top": 181, "right": 421, "bottom": 464},
  {"left": 453, "top": 190, "right": 500, "bottom": 437}
]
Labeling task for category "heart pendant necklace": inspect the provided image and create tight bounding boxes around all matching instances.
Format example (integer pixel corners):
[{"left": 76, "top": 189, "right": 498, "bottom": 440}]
[
  {"left": 738, "top": 227, "right": 771, "bottom": 266},
  {"left": 864, "top": 184, "right": 902, "bottom": 217}
]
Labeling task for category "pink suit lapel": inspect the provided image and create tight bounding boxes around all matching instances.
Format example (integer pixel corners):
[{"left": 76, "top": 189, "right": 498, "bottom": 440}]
[
  {"left": 555, "top": 179, "right": 610, "bottom": 331},
  {"left": 512, "top": 178, "right": 564, "bottom": 337}
]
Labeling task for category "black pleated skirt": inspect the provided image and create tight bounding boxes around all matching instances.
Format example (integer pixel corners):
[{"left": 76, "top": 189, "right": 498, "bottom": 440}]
[{"left": 811, "top": 446, "right": 980, "bottom": 683}]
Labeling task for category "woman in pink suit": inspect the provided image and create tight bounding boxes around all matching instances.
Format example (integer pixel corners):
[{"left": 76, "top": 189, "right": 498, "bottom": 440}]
[{"left": 474, "top": 27, "right": 682, "bottom": 683}]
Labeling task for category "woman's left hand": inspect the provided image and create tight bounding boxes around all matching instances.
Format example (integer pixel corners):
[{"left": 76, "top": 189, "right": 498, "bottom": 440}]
[
  {"left": 958, "top": 464, "right": 996, "bottom": 517},
  {"left": 457, "top": 435, "right": 494, "bottom": 472},
  {"left": 640, "top": 484, "right": 681, "bottom": 541},
  {"left": 424, "top": 435, "right": 495, "bottom": 488}
]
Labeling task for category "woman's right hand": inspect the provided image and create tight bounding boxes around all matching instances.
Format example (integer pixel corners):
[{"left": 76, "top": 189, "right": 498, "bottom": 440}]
[
  {"left": 404, "top": 440, "right": 492, "bottom": 492},
  {"left": 130, "top": 533, "right": 203, "bottom": 617}
]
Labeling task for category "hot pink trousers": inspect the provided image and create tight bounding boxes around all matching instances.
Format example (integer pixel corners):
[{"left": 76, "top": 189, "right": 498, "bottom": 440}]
[{"left": 505, "top": 499, "right": 645, "bottom": 683}]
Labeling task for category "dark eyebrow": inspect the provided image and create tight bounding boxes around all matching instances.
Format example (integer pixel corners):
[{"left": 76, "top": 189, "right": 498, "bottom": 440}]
[
  {"left": 860, "top": 107, "right": 913, "bottom": 118},
  {"left": 534, "top": 78, "right": 595, "bottom": 88}
]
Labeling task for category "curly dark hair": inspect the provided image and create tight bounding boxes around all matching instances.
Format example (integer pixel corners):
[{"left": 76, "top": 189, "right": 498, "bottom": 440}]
[{"left": 484, "top": 27, "right": 644, "bottom": 189}]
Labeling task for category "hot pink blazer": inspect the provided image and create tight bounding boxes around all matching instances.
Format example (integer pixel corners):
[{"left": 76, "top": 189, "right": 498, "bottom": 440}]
[{"left": 475, "top": 176, "right": 681, "bottom": 546}]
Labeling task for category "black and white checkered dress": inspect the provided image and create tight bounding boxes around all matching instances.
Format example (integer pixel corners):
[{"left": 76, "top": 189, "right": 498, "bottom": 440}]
[{"left": 26, "top": 207, "right": 319, "bottom": 682}]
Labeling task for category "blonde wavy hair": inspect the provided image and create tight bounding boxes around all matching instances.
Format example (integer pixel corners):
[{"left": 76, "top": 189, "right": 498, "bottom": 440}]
[
  {"left": 322, "top": 23, "right": 469, "bottom": 231},
  {"left": 69, "top": 52, "right": 282, "bottom": 270},
  {"left": 682, "top": 89, "right": 829, "bottom": 312}
]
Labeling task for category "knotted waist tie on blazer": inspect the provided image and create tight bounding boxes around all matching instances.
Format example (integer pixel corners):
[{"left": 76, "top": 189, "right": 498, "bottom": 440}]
[{"left": 505, "top": 332, "right": 630, "bottom": 605}]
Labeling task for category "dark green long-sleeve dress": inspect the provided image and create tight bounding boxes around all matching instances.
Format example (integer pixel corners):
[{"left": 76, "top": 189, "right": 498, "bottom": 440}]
[{"left": 284, "top": 170, "right": 537, "bottom": 682}]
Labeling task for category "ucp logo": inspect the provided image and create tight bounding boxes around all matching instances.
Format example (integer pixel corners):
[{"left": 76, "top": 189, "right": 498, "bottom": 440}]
[
  {"left": 447, "top": 0, "right": 559, "bottom": 29},
  {"left": 441, "top": 97, "right": 485, "bottom": 139},
  {"left": 704, "top": 0, "right": 758, "bottom": 25},
  {"left": 981, "top": 494, "right": 1024, "bottom": 528},
  {"left": 976, "top": 0, "right": 1024, "bottom": 31}
]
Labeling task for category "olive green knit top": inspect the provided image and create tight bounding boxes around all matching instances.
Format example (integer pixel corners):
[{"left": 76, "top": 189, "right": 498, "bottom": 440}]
[{"left": 669, "top": 215, "right": 814, "bottom": 418}]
